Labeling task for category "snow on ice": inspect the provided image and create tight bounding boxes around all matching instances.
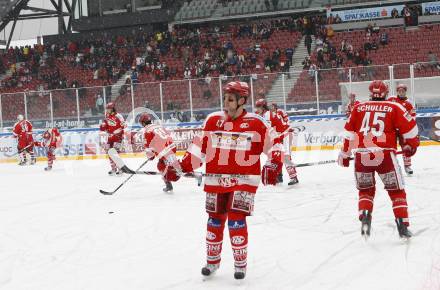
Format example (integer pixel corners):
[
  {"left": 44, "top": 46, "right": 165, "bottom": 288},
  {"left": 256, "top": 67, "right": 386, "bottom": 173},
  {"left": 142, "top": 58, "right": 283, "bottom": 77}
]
[{"left": 0, "top": 147, "right": 439, "bottom": 290}]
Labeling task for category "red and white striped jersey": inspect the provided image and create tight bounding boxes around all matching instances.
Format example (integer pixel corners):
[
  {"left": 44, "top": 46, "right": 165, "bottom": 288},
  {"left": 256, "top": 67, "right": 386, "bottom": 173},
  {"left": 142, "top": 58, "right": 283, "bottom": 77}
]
[
  {"left": 343, "top": 101, "right": 418, "bottom": 152},
  {"left": 181, "top": 109, "right": 281, "bottom": 194}
]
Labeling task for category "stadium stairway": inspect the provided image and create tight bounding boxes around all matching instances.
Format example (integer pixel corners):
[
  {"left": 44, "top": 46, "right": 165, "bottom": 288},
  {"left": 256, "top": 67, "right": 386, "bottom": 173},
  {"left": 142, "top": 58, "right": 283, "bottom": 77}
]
[
  {"left": 265, "top": 35, "right": 315, "bottom": 104},
  {"left": 111, "top": 71, "right": 131, "bottom": 101}
]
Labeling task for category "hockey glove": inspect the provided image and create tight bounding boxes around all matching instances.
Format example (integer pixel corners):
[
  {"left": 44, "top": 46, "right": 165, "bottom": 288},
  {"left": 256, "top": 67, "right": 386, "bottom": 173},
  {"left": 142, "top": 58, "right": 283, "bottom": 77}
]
[
  {"left": 145, "top": 148, "right": 155, "bottom": 160},
  {"left": 262, "top": 160, "right": 282, "bottom": 186},
  {"left": 402, "top": 144, "right": 417, "bottom": 157},
  {"left": 163, "top": 165, "right": 181, "bottom": 182},
  {"left": 402, "top": 137, "right": 419, "bottom": 157},
  {"left": 337, "top": 151, "right": 351, "bottom": 167}
]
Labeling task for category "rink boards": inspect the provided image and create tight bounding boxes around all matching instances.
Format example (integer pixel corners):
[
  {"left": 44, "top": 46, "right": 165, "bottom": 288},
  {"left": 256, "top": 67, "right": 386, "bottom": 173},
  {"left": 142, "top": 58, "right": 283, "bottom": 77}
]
[{"left": 0, "top": 113, "right": 439, "bottom": 163}]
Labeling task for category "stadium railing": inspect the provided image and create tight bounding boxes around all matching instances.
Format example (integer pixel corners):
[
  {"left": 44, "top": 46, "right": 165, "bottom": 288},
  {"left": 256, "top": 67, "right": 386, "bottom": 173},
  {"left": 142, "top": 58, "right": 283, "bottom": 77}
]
[{"left": 1, "top": 62, "right": 439, "bottom": 130}]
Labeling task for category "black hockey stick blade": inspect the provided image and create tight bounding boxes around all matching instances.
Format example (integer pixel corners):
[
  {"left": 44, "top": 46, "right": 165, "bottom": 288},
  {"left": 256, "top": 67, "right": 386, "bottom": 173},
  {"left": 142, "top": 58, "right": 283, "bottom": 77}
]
[
  {"left": 100, "top": 188, "right": 118, "bottom": 195},
  {"left": 99, "top": 151, "right": 150, "bottom": 195}
]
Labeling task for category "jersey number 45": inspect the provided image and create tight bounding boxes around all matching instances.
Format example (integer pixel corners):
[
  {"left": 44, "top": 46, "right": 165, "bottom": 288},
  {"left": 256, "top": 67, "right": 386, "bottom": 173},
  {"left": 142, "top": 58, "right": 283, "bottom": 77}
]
[{"left": 360, "top": 112, "right": 385, "bottom": 137}]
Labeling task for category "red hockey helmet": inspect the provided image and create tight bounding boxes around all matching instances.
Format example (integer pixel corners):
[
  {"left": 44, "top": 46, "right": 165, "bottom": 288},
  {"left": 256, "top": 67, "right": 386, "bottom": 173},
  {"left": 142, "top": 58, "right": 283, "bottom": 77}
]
[
  {"left": 369, "top": 80, "right": 388, "bottom": 100},
  {"left": 106, "top": 102, "right": 116, "bottom": 110},
  {"left": 396, "top": 84, "right": 407, "bottom": 92},
  {"left": 255, "top": 98, "right": 267, "bottom": 108},
  {"left": 224, "top": 81, "right": 250, "bottom": 99},
  {"left": 138, "top": 113, "right": 152, "bottom": 125}
]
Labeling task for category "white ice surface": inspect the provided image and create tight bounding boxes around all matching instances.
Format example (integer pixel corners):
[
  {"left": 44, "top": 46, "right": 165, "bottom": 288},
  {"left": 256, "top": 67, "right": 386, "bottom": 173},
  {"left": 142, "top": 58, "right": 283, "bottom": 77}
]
[{"left": 0, "top": 147, "right": 439, "bottom": 290}]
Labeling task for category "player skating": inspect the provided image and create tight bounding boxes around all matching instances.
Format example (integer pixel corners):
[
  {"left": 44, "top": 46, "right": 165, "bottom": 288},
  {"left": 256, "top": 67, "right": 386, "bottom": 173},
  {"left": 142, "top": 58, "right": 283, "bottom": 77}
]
[
  {"left": 12, "top": 115, "right": 36, "bottom": 165},
  {"left": 338, "top": 80, "right": 419, "bottom": 240},
  {"left": 163, "top": 81, "right": 283, "bottom": 280},
  {"left": 270, "top": 102, "right": 298, "bottom": 185},
  {"left": 120, "top": 113, "right": 180, "bottom": 192},
  {"left": 388, "top": 84, "right": 416, "bottom": 175},
  {"left": 34, "top": 128, "right": 62, "bottom": 171},
  {"left": 255, "top": 99, "right": 298, "bottom": 185},
  {"left": 100, "top": 102, "right": 126, "bottom": 176}
]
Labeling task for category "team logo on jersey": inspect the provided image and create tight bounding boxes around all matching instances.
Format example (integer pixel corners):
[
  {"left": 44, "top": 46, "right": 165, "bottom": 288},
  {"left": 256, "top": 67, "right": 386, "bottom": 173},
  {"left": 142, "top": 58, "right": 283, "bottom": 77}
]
[
  {"left": 231, "top": 236, "right": 246, "bottom": 245},
  {"left": 206, "top": 231, "right": 217, "bottom": 241},
  {"left": 211, "top": 131, "right": 253, "bottom": 150},
  {"left": 106, "top": 119, "right": 117, "bottom": 126},
  {"left": 217, "top": 177, "right": 239, "bottom": 187},
  {"left": 240, "top": 123, "right": 249, "bottom": 129}
]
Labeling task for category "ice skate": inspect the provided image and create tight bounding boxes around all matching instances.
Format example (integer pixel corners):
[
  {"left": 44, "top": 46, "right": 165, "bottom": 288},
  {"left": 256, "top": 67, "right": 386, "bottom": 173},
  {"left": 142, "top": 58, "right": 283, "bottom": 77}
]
[
  {"left": 30, "top": 157, "right": 36, "bottom": 165},
  {"left": 44, "top": 166, "right": 52, "bottom": 171},
  {"left": 404, "top": 166, "right": 413, "bottom": 175},
  {"left": 288, "top": 176, "right": 299, "bottom": 186},
  {"left": 18, "top": 160, "right": 27, "bottom": 166},
  {"left": 163, "top": 181, "right": 173, "bottom": 193},
  {"left": 201, "top": 263, "right": 219, "bottom": 277},
  {"left": 234, "top": 266, "right": 246, "bottom": 280},
  {"left": 360, "top": 210, "right": 372, "bottom": 239},
  {"left": 108, "top": 169, "right": 118, "bottom": 176},
  {"left": 395, "top": 218, "right": 412, "bottom": 240},
  {"left": 276, "top": 173, "right": 283, "bottom": 184}
]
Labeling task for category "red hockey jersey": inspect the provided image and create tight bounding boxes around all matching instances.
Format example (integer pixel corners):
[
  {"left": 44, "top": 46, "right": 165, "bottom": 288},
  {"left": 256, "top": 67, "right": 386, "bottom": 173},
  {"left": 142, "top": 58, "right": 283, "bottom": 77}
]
[
  {"left": 273, "top": 108, "right": 290, "bottom": 133},
  {"left": 35, "top": 128, "right": 62, "bottom": 148},
  {"left": 100, "top": 113, "right": 126, "bottom": 135},
  {"left": 143, "top": 124, "right": 176, "bottom": 157},
  {"left": 343, "top": 101, "right": 418, "bottom": 152},
  {"left": 13, "top": 120, "right": 34, "bottom": 146},
  {"left": 346, "top": 100, "right": 360, "bottom": 117},
  {"left": 260, "top": 110, "right": 288, "bottom": 139},
  {"left": 181, "top": 110, "right": 281, "bottom": 194},
  {"left": 387, "top": 96, "right": 416, "bottom": 117}
]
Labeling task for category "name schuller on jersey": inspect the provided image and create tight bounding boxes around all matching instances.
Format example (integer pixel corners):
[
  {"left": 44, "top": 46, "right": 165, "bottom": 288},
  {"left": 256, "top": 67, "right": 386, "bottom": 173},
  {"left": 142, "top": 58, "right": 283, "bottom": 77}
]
[{"left": 356, "top": 104, "right": 393, "bottom": 113}]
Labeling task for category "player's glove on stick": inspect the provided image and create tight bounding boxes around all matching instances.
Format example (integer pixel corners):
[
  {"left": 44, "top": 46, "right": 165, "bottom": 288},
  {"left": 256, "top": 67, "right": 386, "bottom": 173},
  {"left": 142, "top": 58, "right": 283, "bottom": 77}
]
[
  {"left": 262, "top": 160, "right": 282, "bottom": 185},
  {"left": 402, "top": 137, "right": 419, "bottom": 157},
  {"left": 163, "top": 165, "right": 181, "bottom": 182},
  {"left": 337, "top": 151, "right": 351, "bottom": 167}
]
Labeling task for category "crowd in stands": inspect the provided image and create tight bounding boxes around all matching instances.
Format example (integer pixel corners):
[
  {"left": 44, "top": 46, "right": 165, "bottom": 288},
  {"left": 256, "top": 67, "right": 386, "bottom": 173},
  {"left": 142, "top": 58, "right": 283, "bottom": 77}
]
[{"left": 0, "top": 13, "right": 319, "bottom": 95}]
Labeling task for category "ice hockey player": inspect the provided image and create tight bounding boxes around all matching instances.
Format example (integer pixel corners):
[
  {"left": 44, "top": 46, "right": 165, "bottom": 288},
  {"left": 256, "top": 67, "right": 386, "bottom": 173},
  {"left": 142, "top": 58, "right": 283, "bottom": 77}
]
[
  {"left": 163, "top": 81, "right": 283, "bottom": 280},
  {"left": 100, "top": 102, "right": 126, "bottom": 176},
  {"left": 12, "top": 114, "right": 36, "bottom": 165},
  {"left": 270, "top": 102, "right": 298, "bottom": 185},
  {"left": 345, "top": 93, "right": 360, "bottom": 117},
  {"left": 34, "top": 128, "right": 62, "bottom": 171},
  {"left": 124, "top": 113, "right": 179, "bottom": 192},
  {"left": 338, "top": 80, "right": 419, "bottom": 240},
  {"left": 388, "top": 84, "right": 416, "bottom": 175},
  {"left": 255, "top": 99, "right": 298, "bottom": 185}
]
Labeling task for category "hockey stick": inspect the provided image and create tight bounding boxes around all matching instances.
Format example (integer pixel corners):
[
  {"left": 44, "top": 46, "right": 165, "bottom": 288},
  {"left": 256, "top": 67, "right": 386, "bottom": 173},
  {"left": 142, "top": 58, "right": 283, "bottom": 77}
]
[
  {"left": 6, "top": 142, "right": 34, "bottom": 157},
  {"left": 99, "top": 149, "right": 150, "bottom": 195},
  {"left": 295, "top": 151, "right": 403, "bottom": 168}
]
